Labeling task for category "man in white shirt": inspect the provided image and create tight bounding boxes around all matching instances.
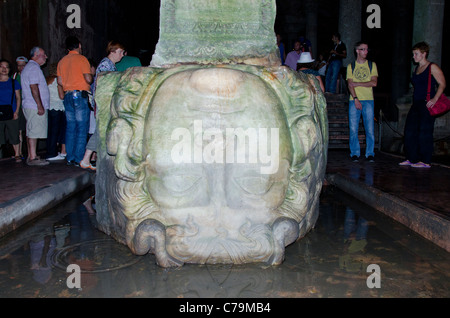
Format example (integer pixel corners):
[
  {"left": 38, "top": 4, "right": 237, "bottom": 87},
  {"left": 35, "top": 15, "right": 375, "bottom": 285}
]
[{"left": 21, "top": 46, "right": 50, "bottom": 166}]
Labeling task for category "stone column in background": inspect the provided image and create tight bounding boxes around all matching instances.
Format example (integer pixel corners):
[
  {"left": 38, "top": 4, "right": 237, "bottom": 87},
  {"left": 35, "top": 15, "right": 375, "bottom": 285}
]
[
  {"left": 151, "top": 0, "right": 280, "bottom": 67},
  {"left": 278, "top": 0, "right": 304, "bottom": 52},
  {"left": 391, "top": 0, "right": 414, "bottom": 107},
  {"left": 338, "top": 0, "right": 362, "bottom": 67},
  {"left": 412, "top": 0, "right": 445, "bottom": 66},
  {"left": 392, "top": 0, "right": 448, "bottom": 155},
  {"left": 305, "top": 0, "right": 318, "bottom": 59},
  {"left": 412, "top": 0, "right": 449, "bottom": 150}
]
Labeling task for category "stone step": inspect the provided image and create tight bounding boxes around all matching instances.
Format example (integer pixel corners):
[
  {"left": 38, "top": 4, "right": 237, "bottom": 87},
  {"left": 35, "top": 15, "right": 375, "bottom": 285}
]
[
  {"left": 329, "top": 131, "right": 366, "bottom": 136},
  {"left": 327, "top": 106, "right": 348, "bottom": 110},
  {"left": 325, "top": 94, "right": 380, "bottom": 149},
  {"left": 326, "top": 143, "right": 351, "bottom": 149},
  {"left": 330, "top": 135, "right": 366, "bottom": 141},
  {"left": 327, "top": 101, "right": 348, "bottom": 106},
  {"left": 328, "top": 118, "right": 349, "bottom": 124},
  {"left": 324, "top": 94, "right": 348, "bottom": 103},
  {"left": 327, "top": 105, "right": 348, "bottom": 109}
]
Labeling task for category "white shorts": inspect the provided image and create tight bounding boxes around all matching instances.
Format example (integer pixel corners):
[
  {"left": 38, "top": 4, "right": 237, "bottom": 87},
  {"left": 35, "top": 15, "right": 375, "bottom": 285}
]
[{"left": 23, "top": 108, "right": 48, "bottom": 139}]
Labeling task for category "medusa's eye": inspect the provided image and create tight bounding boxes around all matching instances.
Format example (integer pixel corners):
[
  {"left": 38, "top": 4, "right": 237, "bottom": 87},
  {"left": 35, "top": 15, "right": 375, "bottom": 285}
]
[
  {"left": 162, "top": 174, "right": 203, "bottom": 194},
  {"left": 234, "top": 175, "right": 273, "bottom": 196}
]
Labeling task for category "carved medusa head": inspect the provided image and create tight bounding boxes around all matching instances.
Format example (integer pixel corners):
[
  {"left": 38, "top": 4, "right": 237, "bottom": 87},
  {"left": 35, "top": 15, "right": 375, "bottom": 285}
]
[{"left": 96, "top": 65, "right": 327, "bottom": 267}]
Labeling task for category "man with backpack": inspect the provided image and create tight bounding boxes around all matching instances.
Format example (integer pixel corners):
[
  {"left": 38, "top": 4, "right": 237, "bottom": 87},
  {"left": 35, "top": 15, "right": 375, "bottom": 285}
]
[{"left": 347, "top": 41, "right": 378, "bottom": 163}]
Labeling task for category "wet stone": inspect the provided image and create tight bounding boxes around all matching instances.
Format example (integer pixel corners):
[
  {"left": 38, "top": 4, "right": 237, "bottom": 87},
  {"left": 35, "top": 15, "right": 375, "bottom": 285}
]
[{"left": 0, "top": 187, "right": 449, "bottom": 298}]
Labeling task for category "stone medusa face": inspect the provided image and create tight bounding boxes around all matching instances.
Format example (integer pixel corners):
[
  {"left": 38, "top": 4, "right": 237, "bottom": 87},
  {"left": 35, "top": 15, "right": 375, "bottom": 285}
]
[
  {"left": 141, "top": 68, "right": 293, "bottom": 262},
  {"left": 97, "top": 65, "right": 327, "bottom": 267},
  {"left": 95, "top": 0, "right": 327, "bottom": 268}
]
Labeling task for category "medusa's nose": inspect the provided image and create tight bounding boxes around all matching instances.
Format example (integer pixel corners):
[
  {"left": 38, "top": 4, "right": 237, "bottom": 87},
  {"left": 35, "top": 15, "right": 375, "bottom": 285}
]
[{"left": 207, "top": 165, "right": 229, "bottom": 213}]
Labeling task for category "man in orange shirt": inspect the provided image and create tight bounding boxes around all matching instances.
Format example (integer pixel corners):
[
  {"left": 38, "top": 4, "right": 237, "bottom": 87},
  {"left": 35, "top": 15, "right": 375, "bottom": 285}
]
[{"left": 57, "top": 36, "right": 93, "bottom": 166}]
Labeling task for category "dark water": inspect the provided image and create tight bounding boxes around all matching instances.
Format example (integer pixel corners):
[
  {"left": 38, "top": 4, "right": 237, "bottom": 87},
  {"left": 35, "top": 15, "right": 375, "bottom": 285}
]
[{"left": 0, "top": 186, "right": 449, "bottom": 298}]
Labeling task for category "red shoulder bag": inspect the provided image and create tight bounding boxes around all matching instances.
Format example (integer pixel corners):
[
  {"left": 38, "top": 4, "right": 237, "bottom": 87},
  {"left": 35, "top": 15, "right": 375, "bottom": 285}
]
[{"left": 427, "top": 63, "right": 450, "bottom": 117}]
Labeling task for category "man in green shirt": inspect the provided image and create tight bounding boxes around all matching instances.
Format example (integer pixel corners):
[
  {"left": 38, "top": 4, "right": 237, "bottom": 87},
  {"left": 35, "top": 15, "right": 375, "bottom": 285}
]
[{"left": 115, "top": 51, "right": 141, "bottom": 72}]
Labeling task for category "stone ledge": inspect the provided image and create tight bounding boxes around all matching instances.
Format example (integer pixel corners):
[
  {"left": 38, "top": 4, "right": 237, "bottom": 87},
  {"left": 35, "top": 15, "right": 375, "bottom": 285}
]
[
  {"left": 0, "top": 172, "right": 94, "bottom": 238},
  {"left": 326, "top": 172, "right": 450, "bottom": 253}
]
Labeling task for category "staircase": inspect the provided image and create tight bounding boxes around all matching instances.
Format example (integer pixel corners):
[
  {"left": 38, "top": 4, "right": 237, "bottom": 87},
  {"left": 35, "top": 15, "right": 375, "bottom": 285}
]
[{"left": 326, "top": 94, "right": 380, "bottom": 150}]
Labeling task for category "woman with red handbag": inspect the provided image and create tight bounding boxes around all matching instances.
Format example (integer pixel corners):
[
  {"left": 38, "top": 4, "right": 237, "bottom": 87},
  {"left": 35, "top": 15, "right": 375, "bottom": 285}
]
[{"left": 399, "top": 42, "right": 447, "bottom": 169}]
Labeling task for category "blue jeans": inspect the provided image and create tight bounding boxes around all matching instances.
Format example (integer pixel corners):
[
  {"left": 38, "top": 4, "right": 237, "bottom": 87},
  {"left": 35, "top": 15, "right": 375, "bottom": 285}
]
[
  {"left": 63, "top": 92, "right": 90, "bottom": 163},
  {"left": 325, "top": 59, "right": 342, "bottom": 93},
  {"left": 349, "top": 100, "right": 375, "bottom": 158}
]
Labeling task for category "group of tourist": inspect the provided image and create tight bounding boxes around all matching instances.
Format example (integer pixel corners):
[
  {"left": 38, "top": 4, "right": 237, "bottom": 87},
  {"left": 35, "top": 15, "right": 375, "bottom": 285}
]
[
  {"left": 0, "top": 36, "right": 141, "bottom": 169},
  {"left": 280, "top": 32, "right": 345, "bottom": 94},
  {"left": 279, "top": 33, "right": 446, "bottom": 168},
  {"left": 1, "top": 33, "right": 447, "bottom": 171}
]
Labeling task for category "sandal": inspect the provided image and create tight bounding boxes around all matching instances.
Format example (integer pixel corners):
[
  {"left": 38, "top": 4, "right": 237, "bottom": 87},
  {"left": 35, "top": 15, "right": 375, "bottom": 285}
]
[
  {"left": 411, "top": 162, "right": 431, "bottom": 169},
  {"left": 80, "top": 161, "right": 96, "bottom": 171},
  {"left": 14, "top": 156, "right": 22, "bottom": 163},
  {"left": 398, "top": 160, "right": 412, "bottom": 166}
]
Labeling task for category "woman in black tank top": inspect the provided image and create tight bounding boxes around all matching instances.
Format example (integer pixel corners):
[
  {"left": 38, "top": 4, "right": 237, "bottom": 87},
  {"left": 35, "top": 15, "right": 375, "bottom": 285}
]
[
  {"left": 411, "top": 63, "right": 437, "bottom": 102},
  {"left": 400, "top": 42, "right": 447, "bottom": 168}
]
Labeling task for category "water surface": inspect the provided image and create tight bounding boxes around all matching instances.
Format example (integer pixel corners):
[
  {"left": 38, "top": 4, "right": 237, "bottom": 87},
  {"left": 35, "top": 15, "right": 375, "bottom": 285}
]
[{"left": 0, "top": 186, "right": 448, "bottom": 298}]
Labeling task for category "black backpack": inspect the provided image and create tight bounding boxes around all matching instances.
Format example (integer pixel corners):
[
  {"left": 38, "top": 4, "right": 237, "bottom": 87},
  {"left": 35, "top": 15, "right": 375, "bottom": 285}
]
[{"left": 349, "top": 60, "right": 373, "bottom": 77}]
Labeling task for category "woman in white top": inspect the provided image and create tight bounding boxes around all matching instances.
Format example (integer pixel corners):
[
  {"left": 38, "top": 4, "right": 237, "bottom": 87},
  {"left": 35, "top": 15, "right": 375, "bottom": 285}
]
[{"left": 46, "top": 63, "right": 66, "bottom": 160}]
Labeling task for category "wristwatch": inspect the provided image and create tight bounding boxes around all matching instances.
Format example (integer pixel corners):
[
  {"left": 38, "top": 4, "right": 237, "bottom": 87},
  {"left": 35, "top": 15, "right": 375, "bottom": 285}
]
[{"left": 353, "top": 96, "right": 358, "bottom": 100}]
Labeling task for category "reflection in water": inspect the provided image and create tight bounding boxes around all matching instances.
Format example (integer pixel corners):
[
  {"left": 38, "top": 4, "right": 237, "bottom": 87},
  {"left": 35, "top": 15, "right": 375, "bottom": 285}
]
[
  {"left": 30, "top": 235, "right": 56, "bottom": 285},
  {"left": 0, "top": 186, "right": 449, "bottom": 298},
  {"left": 339, "top": 207, "right": 368, "bottom": 273},
  {"left": 349, "top": 164, "right": 373, "bottom": 186}
]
